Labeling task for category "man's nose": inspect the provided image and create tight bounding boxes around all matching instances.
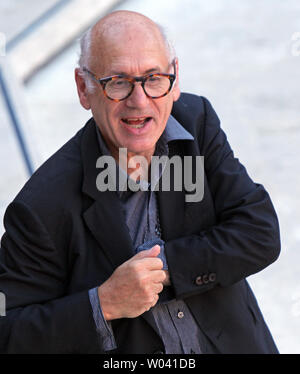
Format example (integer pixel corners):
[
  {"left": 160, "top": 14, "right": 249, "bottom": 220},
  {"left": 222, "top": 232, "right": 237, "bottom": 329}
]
[{"left": 125, "top": 82, "right": 149, "bottom": 108}]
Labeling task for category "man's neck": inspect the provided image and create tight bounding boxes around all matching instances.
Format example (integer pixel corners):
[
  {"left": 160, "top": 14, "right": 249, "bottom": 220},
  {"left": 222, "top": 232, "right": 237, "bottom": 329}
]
[{"left": 115, "top": 146, "right": 155, "bottom": 182}]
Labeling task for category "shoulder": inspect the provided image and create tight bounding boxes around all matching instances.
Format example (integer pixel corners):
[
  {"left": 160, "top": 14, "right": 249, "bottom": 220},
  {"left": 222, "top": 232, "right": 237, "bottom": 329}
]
[
  {"left": 173, "top": 92, "right": 206, "bottom": 111},
  {"left": 12, "top": 119, "right": 95, "bottom": 215},
  {"left": 171, "top": 92, "right": 221, "bottom": 140}
]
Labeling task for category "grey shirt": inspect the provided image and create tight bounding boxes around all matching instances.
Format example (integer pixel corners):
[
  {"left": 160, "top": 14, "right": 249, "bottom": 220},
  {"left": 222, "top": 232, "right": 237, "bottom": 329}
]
[{"left": 89, "top": 115, "right": 203, "bottom": 354}]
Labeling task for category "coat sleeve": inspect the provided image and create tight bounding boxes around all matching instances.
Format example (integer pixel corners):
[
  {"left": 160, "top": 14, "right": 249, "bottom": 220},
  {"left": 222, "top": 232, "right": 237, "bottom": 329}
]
[
  {"left": 165, "top": 96, "right": 281, "bottom": 299},
  {"left": 0, "top": 201, "right": 102, "bottom": 353}
]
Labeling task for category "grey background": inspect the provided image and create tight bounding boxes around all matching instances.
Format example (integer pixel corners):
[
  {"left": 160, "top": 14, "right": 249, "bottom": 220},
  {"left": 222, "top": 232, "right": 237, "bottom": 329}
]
[{"left": 0, "top": 0, "right": 299, "bottom": 353}]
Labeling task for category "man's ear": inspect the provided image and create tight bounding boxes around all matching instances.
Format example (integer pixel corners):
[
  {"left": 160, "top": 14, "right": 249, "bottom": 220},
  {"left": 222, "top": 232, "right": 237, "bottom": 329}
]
[
  {"left": 74, "top": 68, "right": 91, "bottom": 110},
  {"left": 172, "top": 58, "right": 181, "bottom": 102}
]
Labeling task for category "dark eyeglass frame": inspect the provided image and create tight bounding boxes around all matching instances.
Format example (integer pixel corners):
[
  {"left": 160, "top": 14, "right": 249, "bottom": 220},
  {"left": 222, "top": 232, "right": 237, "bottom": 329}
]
[{"left": 82, "top": 60, "right": 177, "bottom": 102}]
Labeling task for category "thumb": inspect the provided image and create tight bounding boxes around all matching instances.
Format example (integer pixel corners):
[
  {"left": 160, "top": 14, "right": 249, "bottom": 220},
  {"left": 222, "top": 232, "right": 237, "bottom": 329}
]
[{"left": 135, "top": 245, "right": 161, "bottom": 259}]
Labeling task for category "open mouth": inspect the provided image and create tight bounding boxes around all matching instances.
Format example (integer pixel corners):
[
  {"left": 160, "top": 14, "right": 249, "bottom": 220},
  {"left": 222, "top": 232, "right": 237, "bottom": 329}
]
[{"left": 121, "top": 117, "right": 152, "bottom": 129}]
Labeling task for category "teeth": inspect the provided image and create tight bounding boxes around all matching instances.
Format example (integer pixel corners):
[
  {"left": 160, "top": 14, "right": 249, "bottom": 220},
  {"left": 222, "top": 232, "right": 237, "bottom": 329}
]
[
  {"left": 130, "top": 123, "right": 145, "bottom": 128},
  {"left": 122, "top": 117, "right": 150, "bottom": 128}
]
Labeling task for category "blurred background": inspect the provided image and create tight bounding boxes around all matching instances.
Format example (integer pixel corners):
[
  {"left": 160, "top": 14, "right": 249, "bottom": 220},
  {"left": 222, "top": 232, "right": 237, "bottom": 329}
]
[{"left": 0, "top": 0, "right": 299, "bottom": 353}]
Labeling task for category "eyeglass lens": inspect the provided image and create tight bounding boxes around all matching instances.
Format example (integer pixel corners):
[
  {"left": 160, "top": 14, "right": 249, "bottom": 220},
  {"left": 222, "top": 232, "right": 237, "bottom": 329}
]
[{"left": 105, "top": 75, "right": 172, "bottom": 100}]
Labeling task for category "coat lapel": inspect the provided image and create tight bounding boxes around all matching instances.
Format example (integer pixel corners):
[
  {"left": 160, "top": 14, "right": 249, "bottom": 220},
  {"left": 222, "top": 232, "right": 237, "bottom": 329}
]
[
  {"left": 83, "top": 194, "right": 134, "bottom": 269},
  {"left": 80, "top": 119, "right": 134, "bottom": 269},
  {"left": 157, "top": 141, "right": 186, "bottom": 241}
]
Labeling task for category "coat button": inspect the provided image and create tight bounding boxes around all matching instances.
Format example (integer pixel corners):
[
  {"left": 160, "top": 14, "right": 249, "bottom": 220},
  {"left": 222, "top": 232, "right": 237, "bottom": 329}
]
[
  {"left": 195, "top": 276, "right": 203, "bottom": 286},
  {"left": 202, "top": 274, "right": 209, "bottom": 284},
  {"left": 209, "top": 273, "right": 216, "bottom": 282},
  {"left": 177, "top": 311, "right": 184, "bottom": 319}
]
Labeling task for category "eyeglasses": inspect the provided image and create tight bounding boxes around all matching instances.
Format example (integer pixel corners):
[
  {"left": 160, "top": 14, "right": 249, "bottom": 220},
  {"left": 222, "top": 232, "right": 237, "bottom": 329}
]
[{"left": 82, "top": 60, "right": 176, "bottom": 102}]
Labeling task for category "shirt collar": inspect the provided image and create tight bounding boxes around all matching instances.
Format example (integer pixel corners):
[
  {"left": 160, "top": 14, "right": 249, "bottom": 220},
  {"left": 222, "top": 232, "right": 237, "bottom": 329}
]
[{"left": 162, "top": 114, "right": 194, "bottom": 143}]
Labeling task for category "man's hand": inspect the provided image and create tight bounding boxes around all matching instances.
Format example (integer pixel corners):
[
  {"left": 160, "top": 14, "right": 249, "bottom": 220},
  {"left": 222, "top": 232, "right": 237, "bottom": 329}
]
[
  {"left": 98, "top": 245, "right": 166, "bottom": 321},
  {"left": 162, "top": 270, "right": 171, "bottom": 286}
]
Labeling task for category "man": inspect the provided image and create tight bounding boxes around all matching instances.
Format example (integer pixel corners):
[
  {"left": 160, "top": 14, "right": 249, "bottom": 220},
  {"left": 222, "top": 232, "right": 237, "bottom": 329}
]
[{"left": 0, "top": 11, "right": 280, "bottom": 354}]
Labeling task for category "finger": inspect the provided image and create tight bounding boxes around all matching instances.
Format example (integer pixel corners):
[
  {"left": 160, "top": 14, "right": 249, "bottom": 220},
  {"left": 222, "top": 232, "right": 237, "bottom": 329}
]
[
  {"left": 141, "top": 257, "right": 164, "bottom": 271},
  {"left": 152, "top": 294, "right": 159, "bottom": 306},
  {"left": 151, "top": 269, "right": 167, "bottom": 283},
  {"left": 148, "top": 294, "right": 159, "bottom": 309},
  {"left": 153, "top": 282, "right": 164, "bottom": 294},
  {"left": 162, "top": 271, "right": 171, "bottom": 286},
  {"left": 134, "top": 245, "right": 160, "bottom": 260}
]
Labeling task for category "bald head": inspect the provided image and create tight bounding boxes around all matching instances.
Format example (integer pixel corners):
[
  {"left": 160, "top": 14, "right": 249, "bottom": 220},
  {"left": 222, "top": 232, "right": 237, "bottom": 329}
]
[
  {"left": 78, "top": 11, "right": 175, "bottom": 71},
  {"left": 93, "top": 10, "right": 161, "bottom": 38}
]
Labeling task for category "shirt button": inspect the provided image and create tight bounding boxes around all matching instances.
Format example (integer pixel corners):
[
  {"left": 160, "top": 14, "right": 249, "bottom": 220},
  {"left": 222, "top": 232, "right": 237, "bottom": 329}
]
[{"left": 177, "top": 311, "right": 184, "bottom": 319}]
